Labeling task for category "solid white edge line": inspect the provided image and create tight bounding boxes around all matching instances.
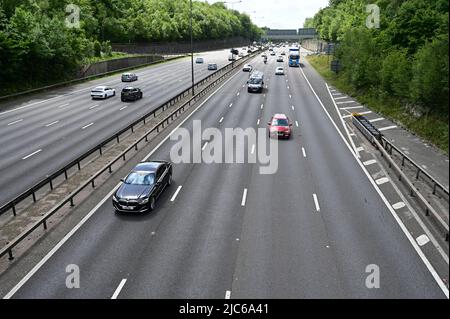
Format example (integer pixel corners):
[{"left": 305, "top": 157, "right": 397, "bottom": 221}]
[
  {"left": 4, "top": 60, "right": 245, "bottom": 299},
  {"left": 313, "top": 194, "right": 320, "bottom": 212},
  {"left": 170, "top": 186, "right": 183, "bottom": 202},
  {"left": 111, "top": 279, "right": 127, "bottom": 299},
  {"left": 241, "top": 188, "right": 248, "bottom": 207},
  {"left": 323, "top": 81, "right": 360, "bottom": 158},
  {"left": 300, "top": 67, "right": 449, "bottom": 298}
]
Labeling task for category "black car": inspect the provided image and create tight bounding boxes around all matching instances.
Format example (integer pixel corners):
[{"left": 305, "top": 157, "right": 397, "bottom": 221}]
[
  {"left": 121, "top": 87, "right": 143, "bottom": 102},
  {"left": 113, "top": 161, "right": 173, "bottom": 213}
]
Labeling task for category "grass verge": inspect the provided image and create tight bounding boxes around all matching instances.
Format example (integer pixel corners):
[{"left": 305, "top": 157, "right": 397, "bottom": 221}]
[{"left": 307, "top": 55, "right": 449, "bottom": 154}]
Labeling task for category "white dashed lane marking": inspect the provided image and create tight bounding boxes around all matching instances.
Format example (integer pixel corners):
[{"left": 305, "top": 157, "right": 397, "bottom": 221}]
[
  {"left": 170, "top": 186, "right": 183, "bottom": 202},
  {"left": 82, "top": 123, "right": 94, "bottom": 130},
  {"left": 111, "top": 279, "right": 127, "bottom": 299},
  {"left": 22, "top": 149, "right": 42, "bottom": 160},
  {"left": 375, "top": 177, "right": 389, "bottom": 185},
  {"left": 313, "top": 194, "right": 320, "bottom": 212},
  {"left": 363, "top": 159, "right": 377, "bottom": 166},
  {"left": 378, "top": 125, "right": 397, "bottom": 131},
  {"left": 241, "top": 188, "right": 248, "bottom": 206},
  {"left": 392, "top": 202, "right": 406, "bottom": 210},
  {"left": 7, "top": 119, "right": 23, "bottom": 126},
  {"left": 45, "top": 121, "right": 59, "bottom": 127},
  {"left": 369, "top": 118, "right": 384, "bottom": 123}
]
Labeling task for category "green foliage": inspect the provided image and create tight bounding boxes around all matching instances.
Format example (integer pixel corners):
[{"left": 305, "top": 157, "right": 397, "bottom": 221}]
[
  {"left": 94, "top": 40, "right": 101, "bottom": 57},
  {"left": 410, "top": 35, "right": 449, "bottom": 113},
  {"left": 305, "top": 0, "right": 448, "bottom": 144},
  {"left": 0, "top": 0, "right": 262, "bottom": 95}
]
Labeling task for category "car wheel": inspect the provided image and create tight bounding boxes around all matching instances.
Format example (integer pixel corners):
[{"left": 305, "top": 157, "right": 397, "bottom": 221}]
[
  {"left": 149, "top": 197, "right": 156, "bottom": 211},
  {"left": 113, "top": 91, "right": 116, "bottom": 97},
  {"left": 140, "top": 93, "right": 143, "bottom": 99},
  {"left": 167, "top": 173, "right": 172, "bottom": 186}
]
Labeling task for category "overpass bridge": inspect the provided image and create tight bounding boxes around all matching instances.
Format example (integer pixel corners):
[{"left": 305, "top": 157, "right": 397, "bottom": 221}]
[{"left": 261, "top": 28, "right": 318, "bottom": 42}]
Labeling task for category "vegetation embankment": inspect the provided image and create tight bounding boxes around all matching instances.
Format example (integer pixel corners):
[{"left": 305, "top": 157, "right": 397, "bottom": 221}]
[{"left": 304, "top": 0, "right": 449, "bottom": 153}]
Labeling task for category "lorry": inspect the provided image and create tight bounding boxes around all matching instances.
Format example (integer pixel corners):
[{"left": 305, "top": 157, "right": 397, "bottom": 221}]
[{"left": 288, "top": 47, "right": 300, "bottom": 67}]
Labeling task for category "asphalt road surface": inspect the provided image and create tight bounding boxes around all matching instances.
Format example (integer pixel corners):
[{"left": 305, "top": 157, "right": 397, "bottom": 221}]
[
  {"left": 0, "top": 49, "right": 240, "bottom": 206},
  {"left": 4, "top": 52, "right": 447, "bottom": 298}
]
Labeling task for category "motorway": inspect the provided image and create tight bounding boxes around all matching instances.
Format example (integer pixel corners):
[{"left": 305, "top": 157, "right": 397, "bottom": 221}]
[
  {"left": 3, "top": 51, "right": 447, "bottom": 298},
  {"left": 0, "top": 49, "right": 239, "bottom": 206}
]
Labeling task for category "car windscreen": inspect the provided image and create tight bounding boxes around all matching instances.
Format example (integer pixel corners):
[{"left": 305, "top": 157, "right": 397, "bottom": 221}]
[
  {"left": 124, "top": 172, "right": 155, "bottom": 185},
  {"left": 122, "top": 88, "right": 134, "bottom": 92},
  {"left": 92, "top": 88, "right": 104, "bottom": 92},
  {"left": 249, "top": 77, "right": 262, "bottom": 84},
  {"left": 289, "top": 54, "right": 300, "bottom": 59},
  {"left": 272, "top": 119, "right": 289, "bottom": 126}
]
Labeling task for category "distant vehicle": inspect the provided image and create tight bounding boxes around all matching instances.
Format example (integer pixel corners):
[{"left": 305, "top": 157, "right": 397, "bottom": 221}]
[
  {"left": 269, "top": 47, "right": 273, "bottom": 51},
  {"left": 261, "top": 53, "right": 267, "bottom": 58},
  {"left": 267, "top": 113, "right": 292, "bottom": 139},
  {"left": 228, "top": 54, "right": 236, "bottom": 61},
  {"left": 270, "top": 51, "right": 276, "bottom": 56},
  {"left": 243, "top": 64, "right": 253, "bottom": 72},
  {"left": 277, "top": 56, "right": 284, "bottom": 62},
  {"left": 247, "top": 71, "right": 264, "bottom": 93},
  {"left": 208, "top": 63, "right": 218, "bottom": 70},
  {"left": 121, "top": 73, "right": 138, "bottom": 82},
  {"left": 195, "top": 57, "right": 204, "bottom": 63},
  {"left": 288, "top": 47, "right": 300, "bottom": 67},
  {"left": 238, "top": 51, "right": 245, "bottom": 57},
  {"left": 113, "top": 161, "right": 173, "bottom": 213},
  {"left": 91, "top": 86, "right": 115, "bottom": 99},
  {"left": 281, "top": 51, "right": 286, "bottom": 56},
  {"left": 121, "top": 87, "right": 143, "bottom": 102},
  {"left": 275, "top": 67, "right": 284, "bottom": 75}
]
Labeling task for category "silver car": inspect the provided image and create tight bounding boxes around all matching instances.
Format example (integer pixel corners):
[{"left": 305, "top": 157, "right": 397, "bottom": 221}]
[{"left": 121, "top": 73, "right": 138, "bottom": 82}]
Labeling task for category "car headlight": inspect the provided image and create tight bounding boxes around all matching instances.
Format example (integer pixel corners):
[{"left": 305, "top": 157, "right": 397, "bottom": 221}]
[
  {"left": 112, "top": 195, "right": 119, "bottom": 202},
  {"left": 138, "top": 197, "right": 149, "bottom": 204}
]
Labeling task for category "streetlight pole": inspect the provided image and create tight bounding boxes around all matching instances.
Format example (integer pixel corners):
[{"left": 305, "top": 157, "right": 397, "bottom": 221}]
[
  {"left": 224, "top": 0, "right": 242, "bottom": 66},
  {"left": 190, "top": 0, "right": 195, "bottom": 96}
]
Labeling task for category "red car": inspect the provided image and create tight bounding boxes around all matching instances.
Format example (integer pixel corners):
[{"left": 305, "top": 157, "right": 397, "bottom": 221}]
[{"left": 267, "top": 113, "right": 292, "bottom": 139}]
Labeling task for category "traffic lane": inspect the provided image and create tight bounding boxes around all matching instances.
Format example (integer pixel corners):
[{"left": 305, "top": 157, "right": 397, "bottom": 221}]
[
  {"left": 0, "top": 48, "right": 232, "bottom": 121},
  {"left": 0, "top": 54, "right": 241, "bottom": 203},
  {"left": 118, "top": 64, "right": 267, "bottom": 298},
  {"left": 0, "top": 51, "right": 230, "bottom": 132},
  {"left": 10, "top": 58, "right": 259, "bottom": 298},
  {"left": 232, "top": 64, "right": 343, "bottom": 298},
  {"left": 287, "top": 66, "right": 445, "bottom": 298},
  {"left": 0, "top": 62, "right": 223, "bottom": 159}
]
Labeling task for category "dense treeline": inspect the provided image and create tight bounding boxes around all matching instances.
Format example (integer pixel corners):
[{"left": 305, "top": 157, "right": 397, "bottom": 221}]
[
  {"left": 305, "top": 0, "right": 448, "bottom": 116},
  {"left": 0, "top": 0, "right": 262, "bottom": 94}
]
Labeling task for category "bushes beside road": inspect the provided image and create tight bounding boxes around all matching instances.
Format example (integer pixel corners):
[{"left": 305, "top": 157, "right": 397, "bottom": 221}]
[
  {"left": 304, "top": 0, "right": 449, "bottom": 153},
  {"left": 0, "top": 0, "right": 262, "bottom": 96}
]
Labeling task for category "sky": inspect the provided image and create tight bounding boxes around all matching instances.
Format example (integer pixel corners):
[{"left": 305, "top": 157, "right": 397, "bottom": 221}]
[{"left": 207, "top": 0, "right": 330, "bottom": 29}]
